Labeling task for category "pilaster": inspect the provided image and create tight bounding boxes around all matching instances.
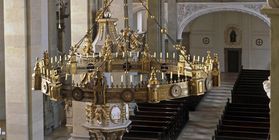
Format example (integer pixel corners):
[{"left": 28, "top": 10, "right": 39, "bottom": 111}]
[
  {"left": 4, "top": 0, "right": 31, "bottom": 139},
  {"left": 262, "top": 6, "right": 279, "bottom": 140},
  {"left": 70, "top": 0, "right": 90, "bottom": 139},
  {"left": 147, "top": 0, "right": 162, "bottom": 54},
  {"left": 167, "top": 0, "right": 178, "bottom": 53},
  {"left": 30, "top": 0, "right": 45, "bottom": 139}
]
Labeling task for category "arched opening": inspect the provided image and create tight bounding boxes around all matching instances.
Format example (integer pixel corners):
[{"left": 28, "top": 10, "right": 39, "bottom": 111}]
[{"left": 182, "top": 11, "right": 270, "bottom": 72}]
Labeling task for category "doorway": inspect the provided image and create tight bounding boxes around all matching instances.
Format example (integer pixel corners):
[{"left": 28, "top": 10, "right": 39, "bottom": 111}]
[{"left": 225, "top": 48, "right": 242, "bottom": 72}]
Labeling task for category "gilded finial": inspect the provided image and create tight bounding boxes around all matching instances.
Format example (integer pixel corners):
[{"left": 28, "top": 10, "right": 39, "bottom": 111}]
[
  {"left": 206, "top": 51, "right": 211, "bottom": 60},
  {"left": 32, "top": 57, "right": 42, "bottom": 90},
  {"left": 83, "top": 36, "right": 93, "bottom": 56},
  {"left": 148, "top": 67, "right": 159, "bottom": 85},
  {"left": 102, "top": 36, "right": 113, "bottom": 60},
  {"left": 34, "top": 57, "right": 41, "bottom": 74},
  {"left": 43, "top": 50, "right": 50, "bottom": 67}
]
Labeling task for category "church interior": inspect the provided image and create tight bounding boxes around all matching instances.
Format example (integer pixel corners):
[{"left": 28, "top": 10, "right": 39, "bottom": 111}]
[{"left": 0, "top": 0, "right": 279, "bottom": 140}]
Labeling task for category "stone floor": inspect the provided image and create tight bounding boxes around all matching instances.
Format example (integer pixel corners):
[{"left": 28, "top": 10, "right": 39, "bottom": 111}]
[
  {"left": 44, "top": 126, "right": 72, "bottom": 140},
  {"left": 177, "top": 73, "right": 238, "bottom": 140}
]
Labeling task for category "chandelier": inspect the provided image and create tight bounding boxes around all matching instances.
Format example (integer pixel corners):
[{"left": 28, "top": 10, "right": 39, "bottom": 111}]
[{"left": 32, "top": 0, "right": 221, "bottom": 139}]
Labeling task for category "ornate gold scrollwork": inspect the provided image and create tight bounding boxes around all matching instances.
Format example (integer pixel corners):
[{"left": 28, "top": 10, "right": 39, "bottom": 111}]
[{"left": 147, "top": 67, "right": 160, "bottom": 103}]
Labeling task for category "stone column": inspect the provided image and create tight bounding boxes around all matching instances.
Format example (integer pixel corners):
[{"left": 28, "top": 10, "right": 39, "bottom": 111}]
[
  {"left": 4, "top": 0, "right": 46, "bottom": 139},
  {"left": 48, "top": 0, "right": 58, "bottom": 56},
  {"left": 42, "top": 0, "right": 67, "bottom": 135},
  {"left": 63, "top": 0, "right": 71, "bottom": 53},
  {"left": 167, "top": 0, "right": 177, "bottom": 53},
  {"left": 30, "top": 0, "right": 45, "bottom": 139},
  {"left": 262, "top": 4, "right": 279, "bottom": 140},
  {"left": 69, "top": 101, "right": 90, "bottom": 140},
  {"left": 0, "top": 0, "right": 5, "bottom": 121},
  {"left": 4, "top": 0, "right": 32, "bottom": 139},
  {"left": 56, "top": 0, "right": 71, "bottom": 55},
  {"left": 110, "top": 0, "right": 133, "bottom": 30},
  {"left": 41, "top": 0, "right": 58, "bottom": 57},
  {"left": 70, "top": 1, "right": 90, "bottom": 139},
  {"left": 147, "top": 0, "right": 162, "bottom": 55},
  {"left": 88, "top": 0, "right": 98, "bottom": 40}
]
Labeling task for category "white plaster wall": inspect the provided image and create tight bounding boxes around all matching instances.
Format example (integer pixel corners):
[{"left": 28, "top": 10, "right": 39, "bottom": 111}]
[
  {"left": 188, "top": 11, "right": 270, "bottom": 72},
  {"left": 0, "top": 0, "right": 5, "bottom": 121}
]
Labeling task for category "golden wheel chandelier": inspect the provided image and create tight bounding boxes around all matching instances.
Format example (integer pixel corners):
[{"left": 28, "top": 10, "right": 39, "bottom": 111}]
[{"left": 32, "top": 0, "right": 221, "bottom": 139}]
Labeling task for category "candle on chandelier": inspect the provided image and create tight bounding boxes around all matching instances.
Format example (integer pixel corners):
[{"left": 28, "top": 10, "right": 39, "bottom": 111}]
[
  {"left": 111, "top": 74, "right": 114, "bottom": 83},
  {"left": 193, "top": 55, "right": 196, "bottom": 61},
  {"left": 162, "top": 73, "right": 164, "bottom": 80},
  {"left": 154, "top": 52, "right": 156, "bottom": 58},
  {"left": 197, "top": 56, "right": 200, "bottom": 62},
  {"left": 121, "top": 75, "right": 124, "bottom": 83},
  {"left": 202, "top": 57, "right": 204, "bottom": 63},
  {"left": 178, "top": 72, "right": 180, "bottom": 79},
  {"left": 140, "top": 74, "right": 143, "bottom": 82},
  {"left": 116, "top": 52, "right": 118, "bottom": 57},
  {"left": 130, "top": 75, "right": 133, "bottom": 82},
  {"left": 173, "top": 53, "right": 175, "bottom": 59},
  {"left": 160, "top": 52, "right": 162, "bottom": 59},
  {"left": 170, "top": 72, "right": 173, "bottom": 79},
  {"left": 166, "top": 52, "right": 169, "bottom": 58}
]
